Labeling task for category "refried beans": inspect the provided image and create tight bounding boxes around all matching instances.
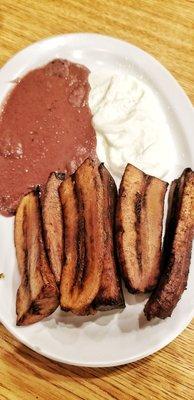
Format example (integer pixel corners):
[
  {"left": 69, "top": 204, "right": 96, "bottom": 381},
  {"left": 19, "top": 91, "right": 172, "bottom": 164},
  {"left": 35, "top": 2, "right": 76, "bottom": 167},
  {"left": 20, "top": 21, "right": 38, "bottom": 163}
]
[{"left": 0, "top": 59, "right": 96, "bottom": 216}]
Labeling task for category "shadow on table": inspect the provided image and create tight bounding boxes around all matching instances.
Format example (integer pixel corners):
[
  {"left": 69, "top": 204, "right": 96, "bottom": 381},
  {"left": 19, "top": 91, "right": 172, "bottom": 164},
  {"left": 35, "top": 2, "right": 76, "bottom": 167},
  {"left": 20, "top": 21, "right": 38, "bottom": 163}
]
[{"left": 13, "top": 340, "right": 153, "bottom": 379}]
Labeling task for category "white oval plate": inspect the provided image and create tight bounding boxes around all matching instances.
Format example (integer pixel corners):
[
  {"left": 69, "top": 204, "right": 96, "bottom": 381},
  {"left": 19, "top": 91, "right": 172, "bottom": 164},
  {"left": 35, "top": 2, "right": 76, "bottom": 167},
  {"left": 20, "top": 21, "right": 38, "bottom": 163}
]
[{"left": 0, "top": 33, "right": 193, "bottom": 367}]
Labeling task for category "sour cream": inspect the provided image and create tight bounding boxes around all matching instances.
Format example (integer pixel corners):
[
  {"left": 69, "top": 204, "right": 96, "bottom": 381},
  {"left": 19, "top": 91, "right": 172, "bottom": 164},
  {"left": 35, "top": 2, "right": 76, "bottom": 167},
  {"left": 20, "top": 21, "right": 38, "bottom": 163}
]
[{"left": 89, "top": 71, "right": 174, "bottom": 181}]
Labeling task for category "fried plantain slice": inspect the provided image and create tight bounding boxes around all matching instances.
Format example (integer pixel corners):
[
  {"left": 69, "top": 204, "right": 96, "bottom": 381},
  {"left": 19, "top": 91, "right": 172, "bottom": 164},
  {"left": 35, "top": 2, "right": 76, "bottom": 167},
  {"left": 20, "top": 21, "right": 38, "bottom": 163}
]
[
  {"left": 116, "top": 164, "right": 168, "bottom": 293},
  {"left": 59, "top": 159, "right": 104, "bottom": 315},
  {"left": 92, "top": 164, "right": 125, "bottom": 311},
  {"left": 15, "top": 190, "right": 59, "bottom": 325},
  {"left": 144, "top": 168, "right": 194, "bottom": 320},
  {"left": 42, "top": 172, "right": 65, "bottom": 285}
]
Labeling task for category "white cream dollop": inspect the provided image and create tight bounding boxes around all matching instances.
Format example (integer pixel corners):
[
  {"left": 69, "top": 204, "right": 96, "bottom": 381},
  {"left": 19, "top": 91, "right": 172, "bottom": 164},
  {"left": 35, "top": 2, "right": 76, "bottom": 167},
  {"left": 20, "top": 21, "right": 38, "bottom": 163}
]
[{"left": 89, "top": 71, "right": 174, "bottom": 181}]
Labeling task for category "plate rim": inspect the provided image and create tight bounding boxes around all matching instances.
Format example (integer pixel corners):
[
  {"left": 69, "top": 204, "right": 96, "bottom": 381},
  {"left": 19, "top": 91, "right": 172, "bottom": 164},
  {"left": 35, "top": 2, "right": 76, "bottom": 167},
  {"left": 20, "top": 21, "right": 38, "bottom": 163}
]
[{"left": 1, "top": 306, "right": 193, "bottom": 367}]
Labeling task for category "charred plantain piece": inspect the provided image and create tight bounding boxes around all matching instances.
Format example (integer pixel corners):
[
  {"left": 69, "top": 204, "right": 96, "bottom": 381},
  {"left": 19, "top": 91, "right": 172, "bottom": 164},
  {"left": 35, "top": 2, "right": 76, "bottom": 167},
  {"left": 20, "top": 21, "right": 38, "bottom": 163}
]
[
  {"left": 42, "top": 172, "right": 65, "bottom": 285},
  {"left": 116, "top": 164, "right": 168, "bottom": 293},
  {"left": 92, "top": 164, "right": 125, "bottom": 311},
  {"left": 15, "top": 191, "right": 59, "bottom": 326},
  {"left": 59, "top": 159, "right": 104, "bottom": 315},
  {"left": 144, "top": 168, "right": 194, "bottom": 320}
]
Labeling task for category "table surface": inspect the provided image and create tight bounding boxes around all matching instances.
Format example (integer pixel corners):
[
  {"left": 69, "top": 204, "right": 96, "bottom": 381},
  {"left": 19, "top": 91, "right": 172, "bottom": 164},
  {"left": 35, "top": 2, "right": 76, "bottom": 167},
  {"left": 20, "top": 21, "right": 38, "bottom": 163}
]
[{"left": 0, "top": 1, "right": 193, "bottom": 399}]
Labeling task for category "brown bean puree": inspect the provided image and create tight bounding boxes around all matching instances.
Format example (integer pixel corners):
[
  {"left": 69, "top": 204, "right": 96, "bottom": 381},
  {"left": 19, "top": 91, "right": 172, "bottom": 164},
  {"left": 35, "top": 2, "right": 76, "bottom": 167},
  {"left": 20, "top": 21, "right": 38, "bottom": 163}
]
[{"left": 0, "top": 59, "right": 96, "bottom": 216}]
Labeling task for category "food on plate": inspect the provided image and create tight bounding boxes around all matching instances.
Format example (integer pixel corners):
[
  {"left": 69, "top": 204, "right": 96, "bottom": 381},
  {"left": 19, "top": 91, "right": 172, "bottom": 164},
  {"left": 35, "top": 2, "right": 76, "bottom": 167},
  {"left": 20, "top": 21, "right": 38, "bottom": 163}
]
[
  {"left": 15, "top": 190, "right": 59, "bottom": 325},
  {"left": 0, "top": 59, "right": 96, "bottom": 216},
  {"left": 1, "top": 55, "right": 192, "bottom": 326},
  {"left": 12, "top": 160, "right": 194, "bottom": 324},
  {"left": 116, "top": 163, "right": 168, "bottom": 293},
  {"left": 42, "top": 172, "right": 65, "bottom": 285},
  {"left": 89, "top": 72, "right": 175, "bottom": 181},
  {"left": 92, "top": 164, "right": 125, "bottom": 311},
  {"left": 14, "top": 158, "right": 125, "bottom": 323},
  {"left": 59, "top": 159, "right": 105, "bottom": 315},
  {"left": 144, "top": 168, "right": 194, "bottom": 320}
]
